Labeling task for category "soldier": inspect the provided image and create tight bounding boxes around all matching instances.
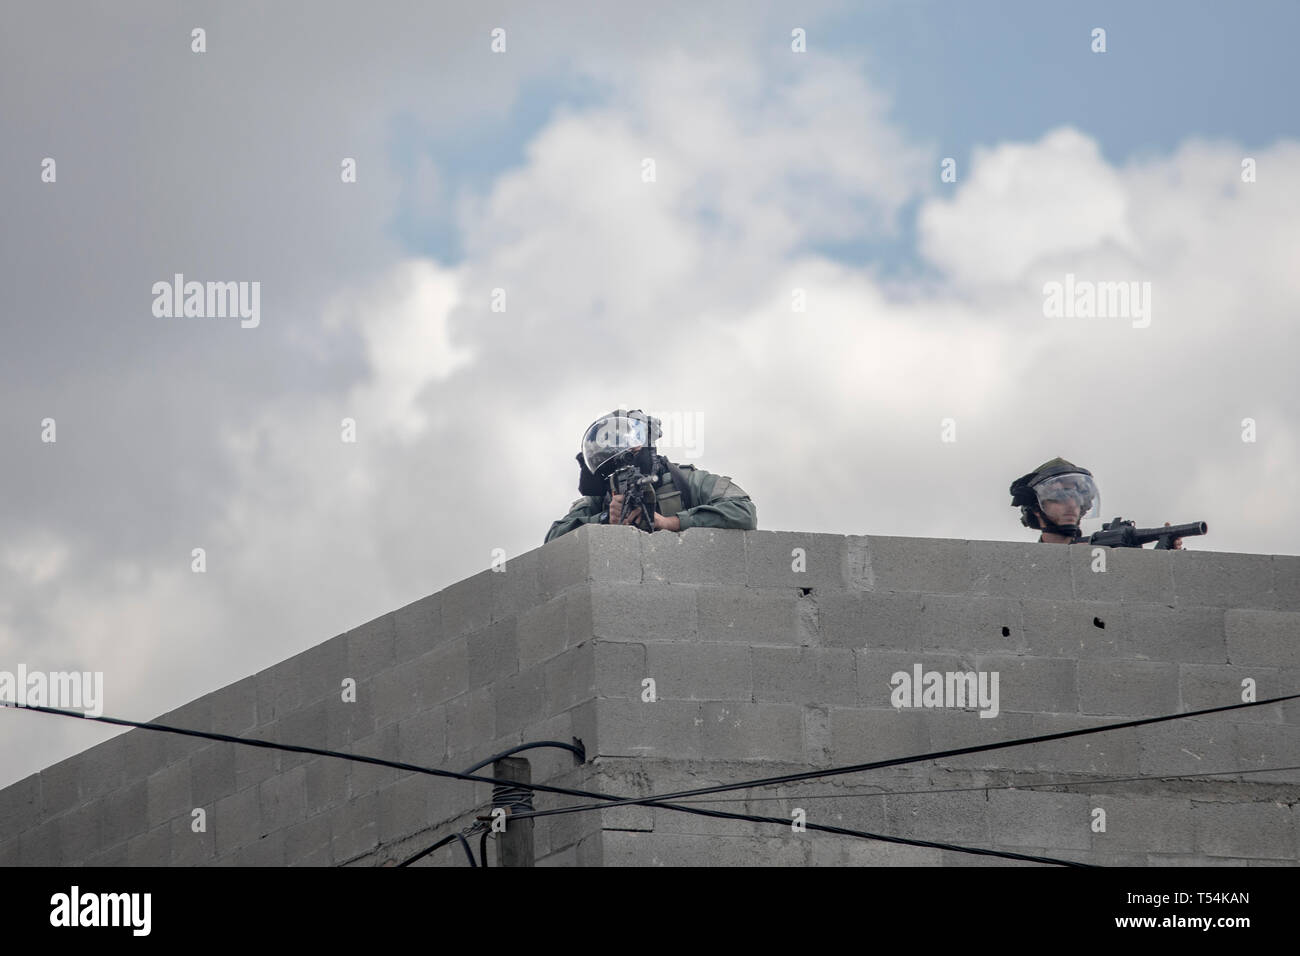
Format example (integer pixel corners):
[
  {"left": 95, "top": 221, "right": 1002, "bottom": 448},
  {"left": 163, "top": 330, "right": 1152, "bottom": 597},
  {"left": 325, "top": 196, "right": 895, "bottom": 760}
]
[
  {"left": 1009, "top": 457, "right": 1184, "bottom": 548},
  {"left": 545, "top": 409, "right": 756, "bottom": 543}
]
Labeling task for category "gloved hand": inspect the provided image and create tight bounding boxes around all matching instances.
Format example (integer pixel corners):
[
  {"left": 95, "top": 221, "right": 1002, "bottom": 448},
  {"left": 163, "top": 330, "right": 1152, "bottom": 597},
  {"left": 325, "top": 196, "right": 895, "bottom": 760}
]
[{"left": 576, "top": 452, "right": 607, "bottom": 497}]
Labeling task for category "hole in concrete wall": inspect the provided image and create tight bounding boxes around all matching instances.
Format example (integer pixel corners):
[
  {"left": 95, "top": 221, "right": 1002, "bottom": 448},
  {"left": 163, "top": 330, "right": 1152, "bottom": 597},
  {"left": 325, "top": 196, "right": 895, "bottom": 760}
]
[
  {"left": 799, "top": 587, "right": 813, "bottom": 596},
  {"left": 1000, "top": 626, "right": 1011, "bottom": 637},
  {"left": 1093, "top": 617, "right": 1105, "bottom": 629}
]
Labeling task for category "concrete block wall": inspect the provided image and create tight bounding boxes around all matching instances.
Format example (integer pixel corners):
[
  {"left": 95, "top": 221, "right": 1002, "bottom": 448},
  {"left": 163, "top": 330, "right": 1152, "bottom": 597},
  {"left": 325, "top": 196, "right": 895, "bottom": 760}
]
[{"left": 2, "top": 525, "right": 1297, "bottom": 866}]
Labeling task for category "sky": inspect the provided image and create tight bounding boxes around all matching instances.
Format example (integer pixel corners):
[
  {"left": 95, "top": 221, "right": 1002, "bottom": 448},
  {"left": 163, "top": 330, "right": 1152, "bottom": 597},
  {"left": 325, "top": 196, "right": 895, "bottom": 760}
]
[{"left": 1, "top": 0, "right": 1298, "bottom": 789}]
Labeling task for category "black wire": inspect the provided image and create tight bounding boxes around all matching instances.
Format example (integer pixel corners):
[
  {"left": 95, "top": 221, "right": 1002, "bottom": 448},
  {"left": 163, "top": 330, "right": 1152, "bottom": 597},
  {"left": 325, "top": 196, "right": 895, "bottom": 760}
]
[
  {"left": 11, "top": 694, "right": 1294, "bottom": 868},
  {"left": 455, "top": 833, "right": 477, "bottom": 867},
  {"left": 479, "top": 829, "right": 490, "bottom": 868},
  {"left": 501, "top": 692, "right": 1300, "bottom": 815}
]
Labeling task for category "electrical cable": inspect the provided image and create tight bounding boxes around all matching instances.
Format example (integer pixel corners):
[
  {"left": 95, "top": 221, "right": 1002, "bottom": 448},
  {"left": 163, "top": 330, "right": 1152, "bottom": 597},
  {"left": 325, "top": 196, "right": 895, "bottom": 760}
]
[{"left": 9, "top": 693, "right": 1295, "bottom": 867}]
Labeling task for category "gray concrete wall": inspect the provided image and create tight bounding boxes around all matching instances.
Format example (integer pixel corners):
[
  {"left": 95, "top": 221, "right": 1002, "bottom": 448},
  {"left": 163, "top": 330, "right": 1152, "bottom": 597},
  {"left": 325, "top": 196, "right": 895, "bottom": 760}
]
[{"left": 2, "top": 525, "right": 1297, "bottom": 866}]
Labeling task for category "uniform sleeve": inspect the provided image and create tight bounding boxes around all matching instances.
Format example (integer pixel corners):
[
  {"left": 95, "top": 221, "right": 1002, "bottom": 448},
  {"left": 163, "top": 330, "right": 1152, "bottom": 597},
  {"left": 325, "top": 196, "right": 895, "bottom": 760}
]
[
  {"left": 544, "top": 495, "right": 606, "bottom": 543},
  {"left": 676, "top": 469, "right": 757, "bottom": 531}
]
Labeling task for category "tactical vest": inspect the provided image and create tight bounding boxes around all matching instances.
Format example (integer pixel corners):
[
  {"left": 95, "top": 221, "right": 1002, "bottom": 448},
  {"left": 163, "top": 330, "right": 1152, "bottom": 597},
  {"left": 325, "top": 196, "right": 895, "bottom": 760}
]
[{"left": 652, "top": 458, "right": 693, "bottom": 516}]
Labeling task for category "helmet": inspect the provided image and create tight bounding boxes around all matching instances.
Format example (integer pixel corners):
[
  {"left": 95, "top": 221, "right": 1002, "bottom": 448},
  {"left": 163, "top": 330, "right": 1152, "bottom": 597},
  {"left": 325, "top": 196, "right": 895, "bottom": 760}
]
[
  {"left": 1009, "top": 457, "right": 1100, "bottom": 532},
  {"left": 580, "top": 409, "right": 663, "bottom": 477}
]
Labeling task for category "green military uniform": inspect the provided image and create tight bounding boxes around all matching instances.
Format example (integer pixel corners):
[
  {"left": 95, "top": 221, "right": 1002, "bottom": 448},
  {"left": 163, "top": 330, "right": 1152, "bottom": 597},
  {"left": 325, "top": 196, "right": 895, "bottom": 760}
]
[{"left": 545, "top": 460, "right": 756, "bottom": 543}]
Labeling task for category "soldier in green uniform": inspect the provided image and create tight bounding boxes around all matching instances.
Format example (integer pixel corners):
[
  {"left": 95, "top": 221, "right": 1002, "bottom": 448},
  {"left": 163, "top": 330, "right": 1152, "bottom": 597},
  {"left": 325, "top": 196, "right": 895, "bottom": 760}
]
[
  {"left": 1009, "top": 457, "right": 1184, "bottom": 548},
  {"left": 545, "top": 409, "right": 757, "bottom": 543}
]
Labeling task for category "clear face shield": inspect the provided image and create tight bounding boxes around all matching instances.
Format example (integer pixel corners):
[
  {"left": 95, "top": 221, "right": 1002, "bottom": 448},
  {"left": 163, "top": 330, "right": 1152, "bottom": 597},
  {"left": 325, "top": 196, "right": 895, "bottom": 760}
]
[
  {"left": 1032, "top": 472, "right": 1100, "bottom": 528},
  {"left": 581, "top": 415, "right": 650, "bottom": 477}
]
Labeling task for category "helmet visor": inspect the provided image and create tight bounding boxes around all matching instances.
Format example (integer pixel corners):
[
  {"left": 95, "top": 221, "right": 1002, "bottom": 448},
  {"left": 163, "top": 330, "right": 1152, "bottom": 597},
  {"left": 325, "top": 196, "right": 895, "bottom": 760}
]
[
  {"left": 1032, "top": 472, "right": 1100, "bottom": 523},
  {"left": 581, "top": 414, "right": 649, "bottom": 475}
]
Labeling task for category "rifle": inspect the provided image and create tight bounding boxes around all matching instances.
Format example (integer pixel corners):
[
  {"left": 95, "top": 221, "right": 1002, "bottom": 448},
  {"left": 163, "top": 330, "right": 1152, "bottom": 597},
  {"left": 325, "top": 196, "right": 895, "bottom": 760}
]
[
  {"left": 1088, "top": 517, "right": 1208, "bottom": 550},
  {"left": 605, "top": 460, "right": 658, "bottom": 532}
]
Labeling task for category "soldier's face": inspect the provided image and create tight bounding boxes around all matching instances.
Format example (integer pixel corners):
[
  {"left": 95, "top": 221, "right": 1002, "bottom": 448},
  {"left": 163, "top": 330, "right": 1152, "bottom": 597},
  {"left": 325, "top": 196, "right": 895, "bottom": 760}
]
[{"left": 1039, "top": 497, "right": 1080, "bottom": 526}]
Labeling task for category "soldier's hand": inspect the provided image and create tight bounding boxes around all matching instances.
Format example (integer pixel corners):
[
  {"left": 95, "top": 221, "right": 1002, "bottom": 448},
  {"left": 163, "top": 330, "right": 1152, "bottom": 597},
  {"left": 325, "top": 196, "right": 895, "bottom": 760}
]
[
  {"left": 1163, "top": 521, "right": 1185, "bottom": 550},
  {"left": 609, "top": 494, "right": 642, "bottom": 526},
  {"left": 652, "top": 512, "right": 682, "bottom": 532}
]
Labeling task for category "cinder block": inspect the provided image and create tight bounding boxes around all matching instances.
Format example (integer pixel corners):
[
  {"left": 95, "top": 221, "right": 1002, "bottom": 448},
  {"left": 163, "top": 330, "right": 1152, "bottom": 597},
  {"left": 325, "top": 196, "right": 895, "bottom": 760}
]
[
  {"left": 601, "top": 829, "right": 806, "bottom": 866},
  {"left": 118, "top": 726, "right": 168, "bottom": 782},
  {"left": 753, "top": 647, "right": 856, "bottom": 707},
  {"left": 1137, "top": 721, "right": 1239, "bottom": 777},
  {"left": 1235, "top": 723, "right": 1300, "bottom": 784},
  {"left": 974, "top": 655, "right": 1077, "bottom": 715},
  {"left": 1193, "top": 800, "right": 1294, "bottom": 859},
  {"left": 236, "top": 829, "right": 286, "bottom": 866},
  {"left": 819, "top": 591, "right": 925, "bottom": 651},
  {"left": 543, "top": 644, "right": 595, "bottom": 712},
  {"left": 126, "top": 822, "right": 171, "bottom": 866},
  {"left": 1274, "top": 555, "right": 1300, "bottom": 611},
  {"left": 84, "top": 840, "right": 129, "bottom": 867},
  {"left": 868, "top": 535, "right": 973, "bottom": 595},
  {"left": 589, "top": 583, "right": 698, "bottom": 643},
  {"left": 490, "top": 548, "right": 542, "bottom": 623},
  {"left": 494, "top": 668, "right": 547, "bottom": 737},
  {"left": 884, "top": 789, "right": 992, "bottom": 846},
  {"left": 1069, "top": 544, "right": 1175, "bottom": 605},
  {"left": 258, "top": 764, "right": 306, "bottom": 832},
  {"left": 856, "top": 650, "right": 976, "bottom": 711},
  {"left": 233, "top": 727, "right": 281, "bottom": 792},
  {"left": 819, "top": 839, "right": 945, "bottom": 866},
  {"left": 146, "top": 758, "right": 193, "bottom": 829},
  {"left": 699, "top": 702, "right": 803, "bottom": 762},
  {"left": 284, "top": 813, "right": 332, "bottom": 866},
  {"left": 297, "top": 637, "right": 348, "bottom": 707},
  {"left": 517, "top": 594, "right": 568, "bottom": 670},
  {"left": 275, "top": 698, "right": 333, "bottom": 769},
  {"left": 410, "top": 636, "right": 469, "bottom": 709},
  {"left": 376, "top": 773, "right": 439, "bottom": 845},
  {"left": 445, "top": 686, "right": 495, "bottom": 760},
  {"left": 1028, "top": 715, "right": 1141, "bottom": 776},
  {"left": 57, "top": 803, "right": 102, "bottom": 864},
  {"left": 0, "top": 773, "right": 39, "bottom": 836},
  {"left": 828, "top": 707, "right": 931, "bottom": 765},
  {"left": 330, "top": 790, "right": 379, "bottom": 868},
  {"left": 19, "top": 818, "right": 62, "bottom": 866},
  {"left": 95, "top": 779, "right": 148, "bottom": 850},
  {"left": 536, "top": 844, "right": 578, "bottom": 866},
  {"left": 305, "top": 754, "right": 349, "bottom": 815},
  {"left": 804, "top": 704, "right": 831, "bottom": 764},
  {"left": 441, "top": 569, "right": 494, "bottom": 639},
  {"left": 1179, "top": 664, "right": 1284, "bottom": 722},
  {"left": 395, "top": 705, "right": 448, "bottom": 770},
  {"left": 1174, "top": 551, "right": 1276, "bottom": 609},
  {"left": 647, "top": 643, "right": 753, "bottom": 702},
  {"left": 583, "top": 524, "right": 647, "bottom": 585},
  {"left": 538, "top": 524, "right": 589, "bottom": 598},
  {"left": 169, "top": 810, "right": 216, "bottom": 865},
  {"left": 697, "top": 587, "right": 801, "bottom": 645},
  {"left": 1087, "top": 794, "right": 1194, "bottom": 854},
  {"left": 345, "top": 612, "right": 398, "bottom": 679},
  {"left": 1021, "top": 599, "right": 1123, "bottom": 659},
  {"left": 350, "top": 723, "right": 401, "bottom": 794},
  {"left": 1119, "top": 604, "right": 1228, "bottom": 663},
  {"left": 744, "top": 531, "right": 850, "bottom": 590},
  {"left": 925, "top": 711, "right": 1038, "bottom": 772},
  {"left": 467, "top": 618, "right": 519, "bottom": 687},
  {"left": 593, "top": 640, "right": 647, "bottom": 700},
  {"left": 327, "top": 680, "right": 376, "bottom": 745},
  {"left": 642, "top": 527, "right": 747, "bottom": 586},
  {"left": 1077, "top": 660, "right": 1179, "bottom": 717},
  {"left": 988, "top": 789, "right": 1092, "bottom": 850},
  {"left": 209, "top": 674, "right": 260, "bottom": 736},
  {"left": 76, "top": 738, "right": 128, "bottom": 804},
  {"left": 1225, "top": 609, "right": 1300, "bottom": 668},
  {"left": 969, "top": 539, "right": 1072, "bottom": 600},
  {"left": 594, "top": 698, "right": 702, "bottom": 760},
  {"left": 395, "top": 591, "right": 443, "bottom": 662},
  {"left": 212, "top": 785, "right": 261, "bottom": 858},
  {"left": 919, "top": 594, "right": 1023, "bottom": 654},
  {"left": 255, "top": 658, "right": 301, "bottom": 725}
]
